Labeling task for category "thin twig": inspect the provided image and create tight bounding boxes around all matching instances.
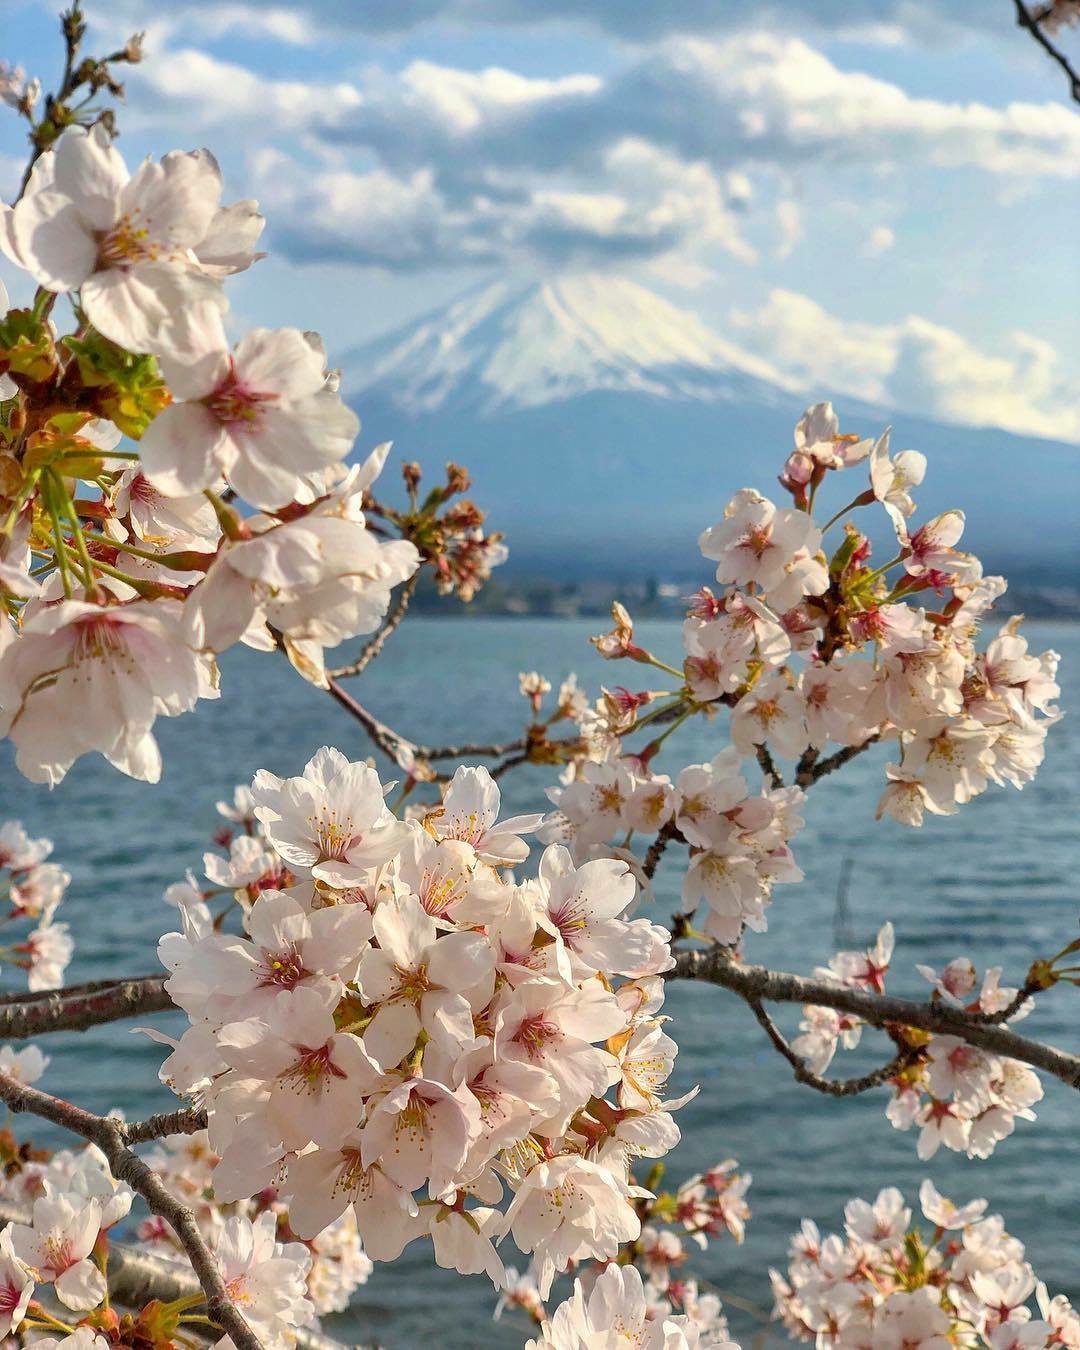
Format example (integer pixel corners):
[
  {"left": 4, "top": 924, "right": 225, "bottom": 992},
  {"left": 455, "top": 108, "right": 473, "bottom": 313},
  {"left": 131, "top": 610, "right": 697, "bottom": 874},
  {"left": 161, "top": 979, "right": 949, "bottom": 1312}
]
[
  {"left": 642, "top": 820, "right": 683, "bottom": 880},
  {"left": 746, "top": 997, "right": 919, "bottom": 1097},
  {"left": 798, "top": 734, "right": 880, "bottom": 786},
  {"left": 328, "top": 575, "right": 417, "bottom": 679},
  {"left": 754, "top": 743, "right": 784, "bottom": 789},
  {"left": 490, "top": 751, "right": 530, "bottom": 780},
  {"left": 1013, "top": 0, "right": 1080, "bottom": 103},
  {"left": 422, "top": 738, "right": 527, "bottom": 761},
  {"left": 668, "top": 945, "right": 1080, "bottom": 1089},
  {"left": 0, "top": 1074, "right": 262, "bottom": 1350}
]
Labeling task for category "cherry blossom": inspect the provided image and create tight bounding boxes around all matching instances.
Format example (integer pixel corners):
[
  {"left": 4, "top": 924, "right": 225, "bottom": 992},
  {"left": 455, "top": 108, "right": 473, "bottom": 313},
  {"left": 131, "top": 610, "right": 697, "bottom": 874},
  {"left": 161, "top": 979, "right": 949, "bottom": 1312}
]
[
  {"left": 140, "top": 304, "right": 358, "bottom": 508},
  {"left": 9, "top": 1193, "right": 105, "bottom": 1311},
  {"left": 252, "top": 746, "right": 409, "bottom": 885},
  {"left": 212, "top": 1213, "right": 314, "bottom": 1348},
  {"left": 0, "top": 597, "right": 216, "bottom": 785},
  {"left": 1, "top": 126, "right": 231, "bottom": 352}
]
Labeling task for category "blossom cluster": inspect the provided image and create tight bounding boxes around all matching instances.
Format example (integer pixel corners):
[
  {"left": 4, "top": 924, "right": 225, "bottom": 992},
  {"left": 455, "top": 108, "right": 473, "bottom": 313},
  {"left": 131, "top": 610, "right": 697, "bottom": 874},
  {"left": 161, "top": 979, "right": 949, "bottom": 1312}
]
[
  {"left": 772, "top": 1179, "right": 1078, "bottom": 1348},
  {"left": 528, "top": 1263, "right": 740, "bottom": 1350},
  {"left": 156, "top": 748, "right": 686, "bottom": 1301},
  {"left": 0, "top": 818, "right": 72, "bottom": 990},
  {"left": 0, "top": 125, "right": 504, "bottom": 786},
  {"left": 138, "top": 1127, "right": 372, "bottom": 1319},
  {"left": 500, "top": 1157, "right": 751, "bottom": 1346},
  {"left": 528, "top": 403, "right": 1059, "bottom": 952},
  {"left": 790, "top": 925, "right": 1043, "bottom": 1160},
  {"left": 0, "top": 1065, "right": 317, "bottom": 1347}
]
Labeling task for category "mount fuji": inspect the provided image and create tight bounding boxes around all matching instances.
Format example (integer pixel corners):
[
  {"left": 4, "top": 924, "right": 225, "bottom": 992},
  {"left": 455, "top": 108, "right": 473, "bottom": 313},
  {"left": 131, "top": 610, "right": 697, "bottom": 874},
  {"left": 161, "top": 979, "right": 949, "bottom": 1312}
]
[{"left": 344, "top": 276, "right": 1078, "bottom": 578}]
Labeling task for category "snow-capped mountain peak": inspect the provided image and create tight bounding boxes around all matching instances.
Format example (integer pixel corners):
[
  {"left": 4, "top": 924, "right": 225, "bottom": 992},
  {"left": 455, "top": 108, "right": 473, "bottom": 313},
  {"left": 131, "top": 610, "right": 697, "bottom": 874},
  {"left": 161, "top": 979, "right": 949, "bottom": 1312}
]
[{"left": 345, "top": 274, "right": 791, "bottom": 417}]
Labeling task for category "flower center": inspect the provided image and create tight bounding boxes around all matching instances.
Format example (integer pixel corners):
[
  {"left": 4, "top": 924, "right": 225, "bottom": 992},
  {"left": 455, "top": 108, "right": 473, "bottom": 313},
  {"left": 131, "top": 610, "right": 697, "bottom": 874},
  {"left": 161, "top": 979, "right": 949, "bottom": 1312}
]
[{"left": 204, "top": 360, "right": 278, "bottom": 431}]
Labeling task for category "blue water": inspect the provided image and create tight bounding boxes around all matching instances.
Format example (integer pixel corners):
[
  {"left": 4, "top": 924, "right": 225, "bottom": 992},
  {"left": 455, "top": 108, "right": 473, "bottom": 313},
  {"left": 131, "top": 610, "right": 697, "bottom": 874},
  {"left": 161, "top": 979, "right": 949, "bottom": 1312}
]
[{"left": 2, "top": 618, "right": 1077, "bottom": 1348}]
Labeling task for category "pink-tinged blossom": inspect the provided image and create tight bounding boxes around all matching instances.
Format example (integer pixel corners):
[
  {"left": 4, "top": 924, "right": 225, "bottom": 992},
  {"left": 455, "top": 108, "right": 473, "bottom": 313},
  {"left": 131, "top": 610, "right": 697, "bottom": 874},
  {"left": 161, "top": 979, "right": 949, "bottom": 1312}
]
[
  {"left": 699, "top": 489, "right": 827, "bottom": 609},
  {"left": 359, "top": 1076, "right": 479, "bottom": 1200},
  {"left": 916, "top": 956, "right": 978, "bottom": 1006},
  {"left": 1, "top": 126, "right": 227, "bottom": 352},
  {"left": 0, "top": 598, "right": 216, "bottom": 785},
  {"left": 0, "top": 1227, "right": 34, "bottom": 1336},
  {"left": 10, "top": 861, "right": 69, "bottom": 921},
  {"left": 0, "top": 821, "right": 51, "bottom": 871},
  {"left": 501, "top": 1155, "right": 643, "bottom": 1298},
  {"left": 355, "top": 891, "right": 494, "bottom": 1070},
  {"left": 534, "top": 846, "right": 672, "bottom": 979},
  {"left": 869, "top": 429, "right": 926, "bottom": 526},
  {"left": 919, "top": 1178, "right": 987, "bottom": 1230},
  {"left": 184, "top": 447, "right": 419, "bottom": 681},
  {"left": 430, "top": 765, "right": 543, "bottom": 865},
  {"left": 902, "top": 715, "right": 998, "bottom": 809},
  {"left": 876, "top": 763, "right": 957, "bottom": 827},
  {"left": 213, "top": 1212, "right": 314, "bottom": 1347},
  {"left": 9, "top": 1193, "right": 105, "bottom": 1311},
  {"left": 898, "top": 509, "right": 980, "bottom": 584},
  {"left": 23, "top": 920, "right": 74, "bottom": 991},
  {"left": 528, "top": 1261, "right": 727, "bottom": 1350},
  {"left": 494, "top": 981, "right": 625, "bottom": 1135},
  {"left": 729, "top": 670, "right": 808, "bottom": 761},
  {"left": 252, "top": 747, "right": 408, "bottom": 886},
  {"left": 215, "top": 986, "right": 382, "bottom": 1150},
  {"left": 141, "top": 304, "right": 358, "bottom": 509}
]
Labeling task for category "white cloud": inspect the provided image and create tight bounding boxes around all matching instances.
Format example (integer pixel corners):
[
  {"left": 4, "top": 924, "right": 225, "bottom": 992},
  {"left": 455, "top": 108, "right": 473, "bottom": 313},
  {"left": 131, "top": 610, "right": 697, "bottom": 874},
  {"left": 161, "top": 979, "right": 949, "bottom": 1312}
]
[
  {"left": 863, "top": 224, "right": 896, "bottom": 256},
  {"left": 252, "top": 136, "right": 754, "bottom": 270},
  {"left": 82, "top": 0, "right": 1027, "bottom": 44},
  {"left": 117, "top": 31, "right": 1080, "bottom": 276},
  {"left": 85, "top": 3, "right": 315, "bottom": 47},
  {"left": 732, "top": 288, "right": 1080, "bottom": 442},
  {"left": 775, "top": 200, "right": 804, "bottom": 260},
  {"left": 129, "top": 47, "right": 359, "bottom": 131},
  {"left": 313, "top": 37, "right": 1080, "bottom": 182}
]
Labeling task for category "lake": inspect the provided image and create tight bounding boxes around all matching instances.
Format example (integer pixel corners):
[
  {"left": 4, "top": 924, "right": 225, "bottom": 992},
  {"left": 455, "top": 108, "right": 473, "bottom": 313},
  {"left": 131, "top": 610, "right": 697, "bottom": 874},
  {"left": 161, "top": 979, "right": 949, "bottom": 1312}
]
[{"left": 2, "top": 617, "right": 1077, "bottom": 1348}]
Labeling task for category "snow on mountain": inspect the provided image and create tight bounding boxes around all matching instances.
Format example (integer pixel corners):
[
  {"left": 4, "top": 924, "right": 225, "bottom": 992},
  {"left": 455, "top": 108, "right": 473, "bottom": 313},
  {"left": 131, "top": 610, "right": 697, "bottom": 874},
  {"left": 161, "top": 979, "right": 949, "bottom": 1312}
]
[
  {"left": 345, "top": 274, "right": 793, "bottom": 417},
  {"left": 342, "top": 275, "right": 1078, "bottom": 577}
]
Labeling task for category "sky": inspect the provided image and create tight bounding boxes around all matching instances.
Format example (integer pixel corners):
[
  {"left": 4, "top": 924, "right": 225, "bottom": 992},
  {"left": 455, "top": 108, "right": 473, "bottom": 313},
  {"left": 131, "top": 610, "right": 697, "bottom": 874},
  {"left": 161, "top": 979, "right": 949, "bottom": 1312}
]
[{"left": 3, "top": 0, "right": 1080, "bottom": 442}]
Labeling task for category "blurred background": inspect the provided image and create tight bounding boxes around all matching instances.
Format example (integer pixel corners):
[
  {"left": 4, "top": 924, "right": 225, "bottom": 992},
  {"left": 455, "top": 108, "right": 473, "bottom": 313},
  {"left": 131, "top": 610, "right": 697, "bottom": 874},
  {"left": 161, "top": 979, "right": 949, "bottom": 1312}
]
[{"left": 2, "top": 3, "right": 1079, "bottom": 1345}]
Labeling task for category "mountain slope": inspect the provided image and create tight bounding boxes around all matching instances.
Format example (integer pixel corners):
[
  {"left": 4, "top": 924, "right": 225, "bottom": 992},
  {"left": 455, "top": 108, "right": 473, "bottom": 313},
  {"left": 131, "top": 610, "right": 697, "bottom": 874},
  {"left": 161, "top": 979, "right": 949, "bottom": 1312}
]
[
  {"left": 344, "top": 276, "right": 1079, "bottom": 577},
  {"left": 345, "top": 274, "right": 792, "bottom": 417}
]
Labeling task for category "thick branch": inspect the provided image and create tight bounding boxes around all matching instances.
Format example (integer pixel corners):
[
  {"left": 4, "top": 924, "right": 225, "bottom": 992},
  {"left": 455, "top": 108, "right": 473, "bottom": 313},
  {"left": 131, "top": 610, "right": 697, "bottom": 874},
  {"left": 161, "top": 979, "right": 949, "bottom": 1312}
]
[
  {"left": 0, "top": 1074, "right": 262, "bottom": 1350},
  {"left": 122, "top": 1106, "right": 208, "bottom": 1146},
  {"left": 669, "top": 946, "right": 1080, "bottom": 1089},
  {"left": 0, "top": 974, "right": 171, "bottom": 1039},
  {"left": 329, "top": 574, "right": 417, "bottom": 679},
  {"left": 1014, "top": 0, "right": 1080, "bottom": 103}
]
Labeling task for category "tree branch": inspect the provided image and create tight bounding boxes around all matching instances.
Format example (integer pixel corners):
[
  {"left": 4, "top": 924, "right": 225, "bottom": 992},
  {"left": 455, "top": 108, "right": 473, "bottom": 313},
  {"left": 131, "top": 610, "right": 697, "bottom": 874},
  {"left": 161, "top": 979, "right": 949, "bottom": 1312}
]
[
  {"left": 642, "top": 820, "right": 683, "bottom": 880},
  {"left": 0, "top": 1073, "right": 262, "bottom": 1350},
  {"left": 746, "top": 996, "right": 919, "bottom": 1097},
  {"left": 0, "top": 974, "right": 171, "bottom": 1039},
  {"left": 1013, "top": 0, "right": 1080, "bottom": 104},
  {"left": 753, "top": 743, "right": 783, "bottom": 789},
  {"left": 668, "top": 945, "right": 1080, "bottom": 1089},
  {"left": 0, "top": 1200, "right": 351, "bottom": 1350},
  {"left": 121, "top": 1106, "right": 208, "bottom": 1146},
  {"left": 328, "top": 574, "right": 417, "bottom": 679},
  {"left": 796, "top": 734, "right": 880, "bottom": 787}
]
